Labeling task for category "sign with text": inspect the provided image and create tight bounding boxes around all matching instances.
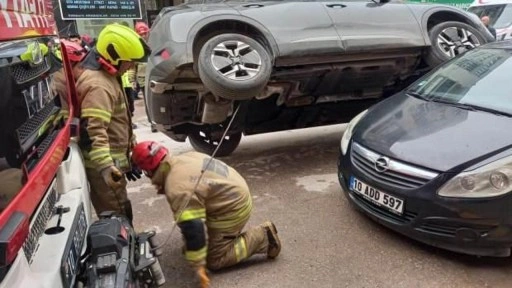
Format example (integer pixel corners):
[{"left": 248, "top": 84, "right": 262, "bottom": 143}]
[{"left": 59, "top": 0, "right": 142, "bottom": 20}]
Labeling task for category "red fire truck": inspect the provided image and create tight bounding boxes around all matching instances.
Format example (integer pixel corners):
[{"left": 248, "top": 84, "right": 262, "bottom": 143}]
[{"left": 0, "top": 0, "right": 164, "bottom": 287}]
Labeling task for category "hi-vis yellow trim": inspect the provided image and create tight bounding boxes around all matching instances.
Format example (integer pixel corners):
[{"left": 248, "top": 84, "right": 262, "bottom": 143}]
[
  {"left": 177, "top": 208, "right": 206, "bottom": 223},
  {"left": 84, "top": 147, "right": 112, "bottom": 167},
  {"left": 88, "top": 147, "right": 110, "bottom": 159},
  {"left": 207, "top": 198, "right": 252, "bottom": 230},
  {"left": 81, "top": 108, "right": 112, "bottom": 122},
  {"left": 234, "top": 237, "right": 248, "bottom": 262},
  {"left": 185, "top": 246, "right": 207, "bottom": 262},
  {"left": 83, "top": 148, "right": 130, "bottom": 169}
]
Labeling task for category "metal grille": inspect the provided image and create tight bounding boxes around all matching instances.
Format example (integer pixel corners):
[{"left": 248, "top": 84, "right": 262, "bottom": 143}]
[
  {"left": 351, "top": 142, "right": 438, "bottom": 190},
  {"left": 36, "top": 129, "right": 59, "bottom": 158},
  {"left": 16, "top": 100, "right": 58, "bottom": 149},
  {"left": 351, "top": 191, "right": 417, "bottom": 224},
  {"left": 418, "top": 221, "right": 494, "bottom": 237},
  {"left": 10, "top": 57, "right": 51, "bottom": 84},
  {"left": 23, "top": 182, "right": 58, "bottom": 263}
]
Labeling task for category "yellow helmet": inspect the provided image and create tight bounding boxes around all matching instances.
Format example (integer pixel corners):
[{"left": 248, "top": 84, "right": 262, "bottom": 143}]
[{"left": 96, "top": 23, "right": 150, "bottom": 66}]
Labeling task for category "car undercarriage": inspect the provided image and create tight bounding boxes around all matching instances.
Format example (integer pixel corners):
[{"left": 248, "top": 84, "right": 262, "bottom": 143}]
[
  {"left": 146, "top": 0, "right": 494, "bottom": 156},
  {"left": 150, "top": 47, "right": 427, "bottom": 155}
]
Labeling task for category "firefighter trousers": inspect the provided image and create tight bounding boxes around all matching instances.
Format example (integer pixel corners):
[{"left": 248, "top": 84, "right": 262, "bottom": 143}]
[
  {"left": 86, "top": 168, "right": 133, "bottom": 221},
  {"left": 206, "top": 218, "right": 269, "bottom": 271}
]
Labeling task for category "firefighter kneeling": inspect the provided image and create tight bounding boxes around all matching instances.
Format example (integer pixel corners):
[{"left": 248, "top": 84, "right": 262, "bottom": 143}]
[{"left": 131, "top": 141, "right": 282, "bottom": 287}]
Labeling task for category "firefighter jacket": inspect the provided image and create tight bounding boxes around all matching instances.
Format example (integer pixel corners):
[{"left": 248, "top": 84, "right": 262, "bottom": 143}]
[
  {"left": 151, "top": 152, "right": 253, "bottom": 266},
  {"left": 51, "top": 68, "right": 70, "bottom": 122},
  {"left": 75, "top": 68, "right": 134, "bottom": 172}
]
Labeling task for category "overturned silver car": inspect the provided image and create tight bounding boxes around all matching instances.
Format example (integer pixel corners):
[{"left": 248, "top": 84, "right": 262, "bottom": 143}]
[{"left": 145, "top": 0, "right": 494, "bottom": 156}]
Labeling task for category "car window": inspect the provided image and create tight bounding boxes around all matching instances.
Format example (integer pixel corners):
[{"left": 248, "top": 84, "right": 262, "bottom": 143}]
[
  {"left": 468, "top": 4, "right": 512, "bottom": 29},
  {"left": 406, "top": 48, "right": 512, "bottom": 116}
]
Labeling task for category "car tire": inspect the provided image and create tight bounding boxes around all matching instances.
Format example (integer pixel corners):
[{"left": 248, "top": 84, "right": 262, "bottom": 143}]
[
  {"left": 198, "top": 33, "right": 272, "bottom": 101},
  {"left": 188, "top": 128, "right": 242, "bottom": 157},
  {"left": 425, "top": 21, "right": 486, "bottom": 68}
]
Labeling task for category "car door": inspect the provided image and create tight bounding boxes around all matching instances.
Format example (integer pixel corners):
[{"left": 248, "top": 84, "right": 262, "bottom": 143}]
[
  {"left": 230, "top": 1, "right": 343, "bottom": 60},
  {"left": 322, "top": 0, "right": 425, "bottom": 52}
]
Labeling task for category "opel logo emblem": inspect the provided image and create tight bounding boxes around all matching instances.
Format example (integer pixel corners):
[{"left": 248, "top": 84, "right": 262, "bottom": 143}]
[{"left": 374, "top": 157, "right": 389, "bottom": 173}]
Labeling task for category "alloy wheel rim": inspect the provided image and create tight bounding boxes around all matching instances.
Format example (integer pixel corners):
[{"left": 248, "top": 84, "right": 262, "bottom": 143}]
[
  {"left": 436, "top": 27, "right": 481, "bottom": 58},
  {"left": 211, "top": 40, "right": 262, "bottom": 81}
]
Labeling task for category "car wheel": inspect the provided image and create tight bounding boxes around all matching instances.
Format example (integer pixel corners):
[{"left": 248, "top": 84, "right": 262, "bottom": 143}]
[
  {"left": 425, "top": 21, "right": 486, "bottom": 67},
  {"left": 198, "top": 33, "right": 272, "bottom": 101},
  {"left": 188, "top": 127, "right": 242, "bottom": 157}
]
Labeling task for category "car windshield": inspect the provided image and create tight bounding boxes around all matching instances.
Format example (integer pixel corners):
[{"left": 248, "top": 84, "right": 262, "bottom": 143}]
[
  {"left": 406, "top": 47, "right": 512, "bottom": 116},
  {"left": 468, "top": 4, "right": 512, "bottom": 29}
]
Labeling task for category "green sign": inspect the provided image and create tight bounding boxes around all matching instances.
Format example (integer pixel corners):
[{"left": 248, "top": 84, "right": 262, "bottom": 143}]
[{"left": 405, "top": 0, "right": 473, "bottom": 10}]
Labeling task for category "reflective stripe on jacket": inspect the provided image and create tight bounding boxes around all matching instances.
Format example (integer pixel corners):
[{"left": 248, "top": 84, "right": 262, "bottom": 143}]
[{"left": 75, "top": 68, "right": 133, "bottom": 172}]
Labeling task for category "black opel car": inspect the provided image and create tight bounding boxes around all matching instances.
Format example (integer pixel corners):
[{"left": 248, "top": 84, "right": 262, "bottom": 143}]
[{"left": 338, "top": 41, "right": 512, "bottom": 257}]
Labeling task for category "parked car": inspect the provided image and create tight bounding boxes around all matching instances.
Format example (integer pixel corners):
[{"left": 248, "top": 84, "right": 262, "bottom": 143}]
[
  {"left": 338, "top": 40, "right": 512, "bottom": 257},
  {"left": 146, "top": 0, "right": 494, "bottom": 156},
  {"left": 468, "top": 0, "right": 512, "bottom": 41}
]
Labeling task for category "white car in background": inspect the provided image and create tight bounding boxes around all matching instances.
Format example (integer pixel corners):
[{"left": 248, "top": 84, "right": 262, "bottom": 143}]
[{"left": 468, "top": 0, "right": 512, "bottom": 40}]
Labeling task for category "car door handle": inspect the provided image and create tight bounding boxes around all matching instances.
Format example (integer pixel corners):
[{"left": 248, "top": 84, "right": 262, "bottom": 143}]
[
  {"left": 243, "top": 4, "right": 264, "bottom": 8},
  {"left": 326, "top": 3, "right": 346, "bottom": 8}
]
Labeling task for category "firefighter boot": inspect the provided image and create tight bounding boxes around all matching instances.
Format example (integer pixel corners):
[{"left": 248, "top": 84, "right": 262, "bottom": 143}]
[{"left": 263, "top": 221, "right": 281, "bottom": 259}]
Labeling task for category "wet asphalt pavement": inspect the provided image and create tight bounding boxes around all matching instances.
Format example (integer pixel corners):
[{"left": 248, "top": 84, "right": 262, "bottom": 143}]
[{"left": 129, "top": 100, "right": 512, "bottom": 288}]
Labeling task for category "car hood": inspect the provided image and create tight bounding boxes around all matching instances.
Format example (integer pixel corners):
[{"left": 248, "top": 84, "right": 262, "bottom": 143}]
[{"left": 353, "top": 93, "right": 512, "bottom": 172}]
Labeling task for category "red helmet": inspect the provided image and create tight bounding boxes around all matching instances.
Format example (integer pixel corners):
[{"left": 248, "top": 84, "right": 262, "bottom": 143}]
[
  {"left": 131, "top": 141, "right": 168, "bottom": 172},
  {"left": 135, "top": 22, "right": 150, "bottom": 36},
  {"left": 60, "top": 39, "right": 87, "bottom": 62}
]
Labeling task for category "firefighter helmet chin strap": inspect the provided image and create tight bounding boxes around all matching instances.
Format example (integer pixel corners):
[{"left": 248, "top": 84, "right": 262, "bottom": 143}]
[
  {"left": 150, "top": 104, "right": 241, "bottom": 252},
  {"left": 81, "top": 48, "right": 118, "bottom": 75},
  {"left": 97, "top": 57, "right": 118, "bottom": 75}
]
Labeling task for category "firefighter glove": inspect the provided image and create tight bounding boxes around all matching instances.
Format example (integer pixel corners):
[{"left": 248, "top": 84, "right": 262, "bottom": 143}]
[
  {"left": 197, "top": 265, "right": 210, "bottom": 288},
  {"left": 101, "top": 166, "right": 124, "bottom": 189},
  {"left": 125, "top": 165, "right": 142, "bottom": 182}
]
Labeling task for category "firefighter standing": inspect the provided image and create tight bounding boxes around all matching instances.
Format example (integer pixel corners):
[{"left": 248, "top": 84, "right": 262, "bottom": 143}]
[
  {"left": 131, "top": 141, "right": 282, "bottom": 287},
  {"left": 75, "top": 24, "right": 149, "bottom": 221}
]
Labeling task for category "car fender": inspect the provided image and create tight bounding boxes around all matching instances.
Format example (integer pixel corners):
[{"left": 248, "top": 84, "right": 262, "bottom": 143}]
[
  {"left": 185, "top": 14, "right": 280, "bottom": 63},
  {"left": 411, "top": 5, "right": 494, "bottom": 45}
]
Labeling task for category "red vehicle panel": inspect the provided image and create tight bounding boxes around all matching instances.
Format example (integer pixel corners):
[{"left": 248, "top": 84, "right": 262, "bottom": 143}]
[{"left": 0, "top": 0, "right": 56, "bottom": 41}]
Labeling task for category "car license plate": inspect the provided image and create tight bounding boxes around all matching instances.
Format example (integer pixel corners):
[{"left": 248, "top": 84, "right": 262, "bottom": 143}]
[{"left": 349, "top": 176, "right": 404, "bottom": 215}]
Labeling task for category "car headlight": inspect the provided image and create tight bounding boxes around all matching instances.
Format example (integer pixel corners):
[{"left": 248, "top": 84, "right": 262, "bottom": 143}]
[
  {"left": 438, "top": 155, "right": 512, "bottom": 198},
  {"left": 340, "top": 109, "right": 368, "bottom": 155}
]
